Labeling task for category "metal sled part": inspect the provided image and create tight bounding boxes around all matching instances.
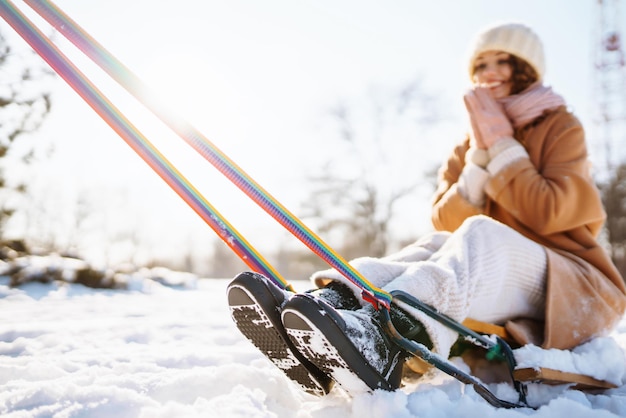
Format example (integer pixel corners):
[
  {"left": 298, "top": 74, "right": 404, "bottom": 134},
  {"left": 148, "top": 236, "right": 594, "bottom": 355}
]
[{"left": 381, "top": 290, "right": 529, "bottom": 409}]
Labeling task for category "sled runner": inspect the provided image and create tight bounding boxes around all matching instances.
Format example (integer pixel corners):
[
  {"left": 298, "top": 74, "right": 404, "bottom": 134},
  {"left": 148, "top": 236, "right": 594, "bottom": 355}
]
[
  {"left": 462, "top": 318, "right": 618, "bottom": 391},
  {"left": 513, "top": 367, "right": 617, "bottom": 390}
]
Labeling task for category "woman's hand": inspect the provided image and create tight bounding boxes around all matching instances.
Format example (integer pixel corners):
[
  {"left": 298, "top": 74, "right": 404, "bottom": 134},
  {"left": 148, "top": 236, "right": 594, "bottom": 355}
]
[{"left": 464, "top": 87, "right": 513, "bottom": 149}]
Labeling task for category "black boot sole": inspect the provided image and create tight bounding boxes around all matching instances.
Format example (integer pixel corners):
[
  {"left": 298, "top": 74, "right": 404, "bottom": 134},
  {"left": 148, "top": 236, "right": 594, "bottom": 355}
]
[
  {"left": 281, "top": 294, "right": 400, "bottom": 396},
  {"left": 227, "top": 272, "right": 333, "bottom": 396}
]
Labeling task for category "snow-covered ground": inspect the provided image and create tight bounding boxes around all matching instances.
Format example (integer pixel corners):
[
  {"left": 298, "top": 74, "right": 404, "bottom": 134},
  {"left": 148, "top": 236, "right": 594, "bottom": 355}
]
[{"left": 1, "top": 261, "right": 626, "bottom": 418}]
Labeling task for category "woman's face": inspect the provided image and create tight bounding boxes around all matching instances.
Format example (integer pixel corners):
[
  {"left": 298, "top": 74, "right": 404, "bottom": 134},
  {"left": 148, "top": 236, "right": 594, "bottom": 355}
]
[{"left": 472, "top": 50, "right": 513, "bottom": 99}]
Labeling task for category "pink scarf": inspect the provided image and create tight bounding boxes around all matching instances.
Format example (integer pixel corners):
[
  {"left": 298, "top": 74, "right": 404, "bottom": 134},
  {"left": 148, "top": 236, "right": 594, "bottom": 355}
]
[{"left": 498, "top": 82, "right": 566, "bottom": 128}]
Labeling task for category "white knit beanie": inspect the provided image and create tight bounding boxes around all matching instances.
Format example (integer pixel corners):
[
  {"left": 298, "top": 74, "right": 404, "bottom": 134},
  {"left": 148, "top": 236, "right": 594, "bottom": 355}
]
[{"left": 467, "top": 22, "right": 545, "bottom": 81}]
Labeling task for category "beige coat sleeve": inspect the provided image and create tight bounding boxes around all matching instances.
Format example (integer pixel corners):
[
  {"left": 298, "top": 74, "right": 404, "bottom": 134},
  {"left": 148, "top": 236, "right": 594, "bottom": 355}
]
[{"left": 484, "top": 115, "right": 606, "bottom": 236}]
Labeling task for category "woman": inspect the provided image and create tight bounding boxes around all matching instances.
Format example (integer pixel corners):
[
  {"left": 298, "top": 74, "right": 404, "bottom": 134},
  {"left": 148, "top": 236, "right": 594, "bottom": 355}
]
[{"left": 227, "top": 22, "right": 626, "bottom": 397}]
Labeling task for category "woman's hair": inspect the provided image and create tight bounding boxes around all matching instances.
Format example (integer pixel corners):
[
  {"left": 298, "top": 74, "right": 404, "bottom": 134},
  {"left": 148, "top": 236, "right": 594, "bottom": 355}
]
[{"left": 508, "top": 54, "right": 539, "bottom": 94}]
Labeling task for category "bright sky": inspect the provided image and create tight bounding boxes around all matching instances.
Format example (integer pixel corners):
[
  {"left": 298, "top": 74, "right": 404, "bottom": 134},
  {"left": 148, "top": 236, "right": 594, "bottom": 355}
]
[{"left": 1, "top": 0, "right": 622, "bottom": 269}]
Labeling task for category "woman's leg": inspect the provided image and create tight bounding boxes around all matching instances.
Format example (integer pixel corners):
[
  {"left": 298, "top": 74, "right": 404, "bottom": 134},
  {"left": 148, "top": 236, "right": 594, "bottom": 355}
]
[
  {"left": 384, "top": 215, "right": 547, "bottom": 356},
  {"left": 309, "top": 231, "right": 452, "bottom": 304},
  {"left": 278, "top": 216, "right": 548, "bottom": 395}
]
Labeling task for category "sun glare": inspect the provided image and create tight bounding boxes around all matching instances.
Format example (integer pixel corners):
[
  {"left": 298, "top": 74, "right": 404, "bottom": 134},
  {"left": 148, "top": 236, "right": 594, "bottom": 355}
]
[{"left": 140, "top": 54, "right": 240, "bottom": 128}]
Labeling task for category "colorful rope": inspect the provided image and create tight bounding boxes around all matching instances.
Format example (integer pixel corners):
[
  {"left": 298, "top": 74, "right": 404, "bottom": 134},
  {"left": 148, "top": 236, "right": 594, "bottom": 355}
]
[
  {"left": 0, "top": 0, "right": 288, "bottom": 289},
  {"left": 5, "top": 0, "right": 392, "bottom": 307}
]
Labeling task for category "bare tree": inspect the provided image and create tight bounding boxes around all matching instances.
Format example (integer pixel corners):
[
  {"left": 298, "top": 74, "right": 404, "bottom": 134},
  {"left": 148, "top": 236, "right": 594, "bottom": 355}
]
[
  {"left": 301, "top": 77, "right": 440, "bottom": 259},
  {"left": 0, "top": 30, "right": 54, "bottom": 237},
  {"left": 598, "top": 161, "right": 626, "bottom": 276}
]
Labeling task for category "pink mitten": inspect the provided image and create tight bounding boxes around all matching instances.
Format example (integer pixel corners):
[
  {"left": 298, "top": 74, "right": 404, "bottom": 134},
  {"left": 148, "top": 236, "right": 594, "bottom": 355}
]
[{"left": 464, "top": 88, "right": 513, "bottom": 149}]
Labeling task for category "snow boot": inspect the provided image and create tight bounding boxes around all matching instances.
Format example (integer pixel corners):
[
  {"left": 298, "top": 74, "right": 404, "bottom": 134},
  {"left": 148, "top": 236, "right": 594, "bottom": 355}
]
[
  {"left": 305, "top": 280, "right": 362, "bottom": 311},
  {"left": 281, "top": 293, "right": 431, "bottom": 396},
  {"left": 227, "top": 272, "right": 334, "bottom": 396}
]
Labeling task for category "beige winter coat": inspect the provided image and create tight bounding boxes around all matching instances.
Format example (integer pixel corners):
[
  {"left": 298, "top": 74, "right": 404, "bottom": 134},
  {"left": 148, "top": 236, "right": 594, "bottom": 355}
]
[{"left": 432, "top": 106, "right": 626, "bottom": 350}]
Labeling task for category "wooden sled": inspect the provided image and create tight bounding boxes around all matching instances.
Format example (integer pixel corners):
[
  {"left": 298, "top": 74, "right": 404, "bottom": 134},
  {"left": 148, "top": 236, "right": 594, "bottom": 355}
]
[
  {"left": 512, "top": 367, "right": 617, "bottom": 390},
  {"left": 462, "top": 319, "right": 618, "bottom": 391}
]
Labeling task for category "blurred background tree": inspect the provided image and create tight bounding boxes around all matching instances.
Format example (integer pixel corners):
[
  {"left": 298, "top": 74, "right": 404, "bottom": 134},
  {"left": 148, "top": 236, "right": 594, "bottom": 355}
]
[
  {"left": 0, "top": 30, "right": 53, "bottom": 238},
  {"left": 298, "top": 77, "right": 441, "bottom": 272},
  {"left": 599, "top": 163, "right": 626, "bottom": 276}
]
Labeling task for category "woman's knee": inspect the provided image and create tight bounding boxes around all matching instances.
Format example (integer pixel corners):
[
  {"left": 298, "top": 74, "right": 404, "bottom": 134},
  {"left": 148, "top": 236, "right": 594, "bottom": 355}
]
[{"left": 457, "top": 215, "right": 503, "bottom": 237}]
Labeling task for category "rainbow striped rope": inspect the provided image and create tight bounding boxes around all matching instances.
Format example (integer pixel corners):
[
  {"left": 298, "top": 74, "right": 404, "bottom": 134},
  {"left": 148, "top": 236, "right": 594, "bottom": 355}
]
[
  {"left": 4, "top": 0, "right": 392, "bottom": 307},
  {"left": 0, "top": 0, "right": 289, "bottom": 289}
]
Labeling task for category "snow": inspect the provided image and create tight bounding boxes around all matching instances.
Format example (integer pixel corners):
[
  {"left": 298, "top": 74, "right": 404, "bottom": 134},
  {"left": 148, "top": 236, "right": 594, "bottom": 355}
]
[
  {"left": 514, "top": 338, "right": 626, "bottom": 386},
  {"left": 1, "top": 262, "right": 626, "bottom": 417}
]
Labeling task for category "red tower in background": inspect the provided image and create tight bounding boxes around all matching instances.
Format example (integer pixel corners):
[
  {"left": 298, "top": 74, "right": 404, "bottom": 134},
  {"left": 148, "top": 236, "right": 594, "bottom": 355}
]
[{"left": 593, "top": 0, "right": 626, "bottom": 178}]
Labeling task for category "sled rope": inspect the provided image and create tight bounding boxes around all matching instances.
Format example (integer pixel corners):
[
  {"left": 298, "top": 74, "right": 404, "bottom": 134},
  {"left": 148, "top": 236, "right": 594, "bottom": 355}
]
[
  {"left": 0, "top": 0, "right": 288, "bottom": 289},
  {"left": 3, "top": 0, "right": 392, "bottom": 308}
]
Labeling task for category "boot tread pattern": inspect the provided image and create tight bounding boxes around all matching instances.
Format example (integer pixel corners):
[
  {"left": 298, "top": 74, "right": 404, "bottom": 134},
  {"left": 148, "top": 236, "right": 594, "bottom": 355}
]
[{"left": 229, "top": 285, "right": 327, "bottom": 396}]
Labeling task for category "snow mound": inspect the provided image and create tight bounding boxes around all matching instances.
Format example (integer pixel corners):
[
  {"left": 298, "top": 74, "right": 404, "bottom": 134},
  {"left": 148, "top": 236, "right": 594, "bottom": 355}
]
[{"left": 514, "top": 337, "right": 626, "bottom": 385}]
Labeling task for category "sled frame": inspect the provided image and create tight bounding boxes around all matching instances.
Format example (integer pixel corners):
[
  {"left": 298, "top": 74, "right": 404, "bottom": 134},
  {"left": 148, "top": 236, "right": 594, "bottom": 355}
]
[{"left": 382, "top": 290, "right": 530, "bottom": 409}]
